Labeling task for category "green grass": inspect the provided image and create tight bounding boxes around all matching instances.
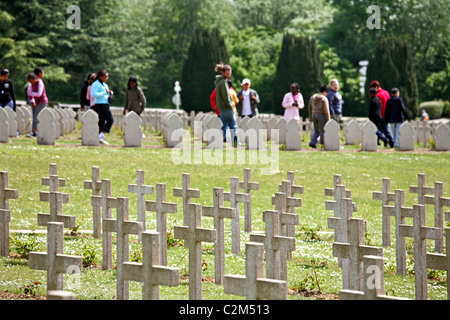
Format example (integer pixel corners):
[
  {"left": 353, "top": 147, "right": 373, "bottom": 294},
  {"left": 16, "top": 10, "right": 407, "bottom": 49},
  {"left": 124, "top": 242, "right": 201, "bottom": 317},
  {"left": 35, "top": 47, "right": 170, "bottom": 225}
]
[{"left": 0, "top": 124, "right": 449, "bottom": 300}]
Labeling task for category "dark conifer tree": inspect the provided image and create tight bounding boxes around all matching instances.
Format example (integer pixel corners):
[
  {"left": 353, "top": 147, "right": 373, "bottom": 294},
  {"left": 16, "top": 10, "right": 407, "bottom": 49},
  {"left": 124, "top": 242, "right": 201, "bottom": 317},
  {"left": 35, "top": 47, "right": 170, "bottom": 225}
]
[
  {"left": 181, "top": 27, "right": 229, "bottom": 113},
  {"left": 273, "top": 33, "right": 325, "bottom": 117}
]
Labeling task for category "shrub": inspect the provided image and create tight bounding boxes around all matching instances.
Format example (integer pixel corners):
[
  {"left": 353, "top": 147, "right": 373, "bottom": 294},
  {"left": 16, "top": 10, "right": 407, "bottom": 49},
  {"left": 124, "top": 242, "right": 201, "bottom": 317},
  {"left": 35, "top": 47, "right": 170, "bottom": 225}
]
[{"left": 419, "top": 101, "right": 444, "bottom": 119}]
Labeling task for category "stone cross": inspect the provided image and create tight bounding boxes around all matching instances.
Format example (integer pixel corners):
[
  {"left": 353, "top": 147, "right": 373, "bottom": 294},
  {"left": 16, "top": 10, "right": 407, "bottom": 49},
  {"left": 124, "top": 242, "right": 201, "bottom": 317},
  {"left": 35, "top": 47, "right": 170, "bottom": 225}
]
[
  {"left": 372, "top": 178, "right": 396, "bottom": 247},
  {"left": 424, "top": 181, "right": 450, "bottom": 253},
  {"left": 173, "top": 173, "right": 200, "bottom": 227},
  {"left": 223, "top": 177, "right": 249, "bottom": 255},
  {"left": 399, "top": 204, "right": 440, "bottom": 300},
  {"left": 382, "top": 189, "right": 414, "bottom": 275},
  {"left": 0, "top": 171, "right": 18, "bottom": 210},
  {"left": 333, "top": 218, "right": 383, "bottom": 291},
  {"left": 224, "top": 242, "right": 287, "bottom": 300},
  {"left": 83, "top": 166, "right": 102, "bottom": 238},
  {"left": 103, "top": 197, "right": 144, "bottom": 300},
  {"left": 427, "top": 228, "right": 450, "bottom": 299},
  {"left": 38, "top": 189, "right": 76, "bottom": 229},
  {"left": 250, "top": 210, "right": 295, "bottom": 281},
  {"left": 202, "top": 188, "right": 235, "bottom": 285},
  {"left": 91, "top": 179, "right": 115, "bottom": 270},
  {"left": 29, "top": 222, "right": 82, "bottom": 291},
  {"left": 128, "top": 170, "right": 154, "bottom": 242},
  {"left": 239, "top": 168, "right": 260, "bottom": 233},
  {"left": 174, "top": 203, "right": 216, "bottom": 300},
  {"left": 145, "top": 183, "right": 177, "bottom": 266},
  {"left": 409, "top": 173, "right": 435, "bottom": 205},
  {"left": 325, "top": 174, "right": 352, "bottom": 198},
  {"left": 41, "top": 163, "right": 66, "bottom": 192},
  {"left": 278, "top": 180, "right": 302, "bottom": 235},
  {"left": 122, "top": 231, "right": 180, "bottom": 300},
  {"left": 0, "top": 209, "right": 10, "bottom": 257},
  {"left": 271, "top": 192, "right": 299, "bottom": 278},
  {"left": 339, "top": 255, "right": 409, "bottom": 300}
]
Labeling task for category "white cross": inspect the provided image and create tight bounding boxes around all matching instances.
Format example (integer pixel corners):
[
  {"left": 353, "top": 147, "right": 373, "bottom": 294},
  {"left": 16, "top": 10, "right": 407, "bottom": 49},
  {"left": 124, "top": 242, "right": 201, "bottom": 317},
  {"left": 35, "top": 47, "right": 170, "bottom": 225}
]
[
  {"left": 0, "top": 171, "right": 18, "bottom": 210},
  {"left": 41, "top": 163, "right": 66, "bottom": 192},
  {"left": 239, "top": 168, "right": 259, "bottom": 233},
  {"left": 83, "top": 166, "right": 102, "bottom": 238},
  {"left": 427, "top": 228, "right": 450, "bottom": 299},
  {"left": 409, "top": 173, "right": 435, "bottom": 205},
  {"left": 173, "top": 173, "right": 200, "bottom": 227},
  {"left": 372, "top": 178, "right": 395, "bottom": 247},
  {"left": 0, "top": 209, "right": 11, "bottom": 257}
]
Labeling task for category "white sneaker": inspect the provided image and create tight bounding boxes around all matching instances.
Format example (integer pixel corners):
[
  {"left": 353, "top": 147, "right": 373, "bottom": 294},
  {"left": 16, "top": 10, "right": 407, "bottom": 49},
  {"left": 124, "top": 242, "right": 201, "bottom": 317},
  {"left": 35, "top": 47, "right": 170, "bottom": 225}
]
[
  {"left": 99, "top": 136, "right": 109, "bottom": 145},
  {"left": 142, "top": 133, "right": 146, "bottom": 139}
]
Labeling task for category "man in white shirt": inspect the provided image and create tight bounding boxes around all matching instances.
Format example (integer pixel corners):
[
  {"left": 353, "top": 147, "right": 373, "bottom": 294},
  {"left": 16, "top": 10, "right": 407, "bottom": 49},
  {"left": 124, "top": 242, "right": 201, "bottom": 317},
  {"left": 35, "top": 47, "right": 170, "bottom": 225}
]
[{"left": 237, "top": 78, "right": 260, "bottom": 118}]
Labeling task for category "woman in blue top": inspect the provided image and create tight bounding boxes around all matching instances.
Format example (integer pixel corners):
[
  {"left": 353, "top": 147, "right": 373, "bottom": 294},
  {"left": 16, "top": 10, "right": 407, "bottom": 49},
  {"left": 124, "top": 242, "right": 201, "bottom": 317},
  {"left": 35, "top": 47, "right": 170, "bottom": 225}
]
[{"left": 91, "top": 69, "right": 114, "bottom": 144}]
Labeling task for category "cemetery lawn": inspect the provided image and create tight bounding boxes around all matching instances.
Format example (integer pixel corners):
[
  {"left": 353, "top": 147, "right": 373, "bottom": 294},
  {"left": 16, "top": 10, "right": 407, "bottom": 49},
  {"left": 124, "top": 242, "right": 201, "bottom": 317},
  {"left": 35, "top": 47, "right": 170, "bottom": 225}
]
[{"left": 0, "top": 126, "right": 449, "bottom": 300}]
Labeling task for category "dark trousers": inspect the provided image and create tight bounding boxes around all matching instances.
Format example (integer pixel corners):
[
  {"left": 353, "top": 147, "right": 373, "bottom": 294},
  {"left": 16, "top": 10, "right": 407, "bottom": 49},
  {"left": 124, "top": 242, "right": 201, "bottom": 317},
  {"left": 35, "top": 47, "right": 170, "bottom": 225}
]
[{"left": 92, "top": 104, "right": 114, "bottom": 134}]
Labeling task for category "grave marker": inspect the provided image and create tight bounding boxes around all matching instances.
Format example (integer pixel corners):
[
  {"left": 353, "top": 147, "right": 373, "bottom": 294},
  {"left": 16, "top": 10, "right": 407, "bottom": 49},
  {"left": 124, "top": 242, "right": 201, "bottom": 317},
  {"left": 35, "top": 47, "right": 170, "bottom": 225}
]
[
  {"left": 103, "top": 197, "right": 144, "bottom": 300},
  {"left": 398, "top": 122, "right": 415, "bottom": 151},
  {"left": 122, "top": 231, "right": 180, "bottom": 300},
  {"left": 249, "top": 210, "right": 295, "bottom": 280},
  {"left": 427, "top": 228, "right": 450, "bottom": 299},
  {"left": 0, "top": 108, "right": 9, "bottom": 143},
  {"left": 145, "top": 183, "right": 177, "bottom": 266},
  {"left": 224, "top": 242, "right": 287, "bottom": 300},
  {"left": 361, "top": 121, "right": 378, "bottom": 151},
  {"left": 173, "top": 173, "right": 200, "bottom": 227},
  {"left": 409, "top": 173, "right": 435, "bottom": 205},
  {"left": 324, "top": 119, "right": 341, "bottom": 151},
  {"left": 202, "top": 188, "right": 236, "bottom": 284},
  {"left": 29, "top": 222, "right": 82, "bottom": 291},
  {"left": 41, "top": 163, "right": 66, "bottom": 192},
  {"left": 372, "top": 178, "right": 396, "bottom": 247},
  {"left": 174, "top": 203, "right": 216, "bottom": 300},
  {"left": 239, "top": 168, "right": 259, "bottom": 233},
  {"left": 83, "top": 167, "right": 102, "bottom": 238},
  {"left": 0, "top": 171, "right": 18, "bottom": 210},
  {"left": 0, "top": 209, "right": 10, "bottom": 257},
  {"left": 399, "top": 204, "right": 440, "bottom": 300},
  {"left": 38, "top": 188, "right": 76, "bottom": 229},
  {"left": 81, "top": 110, "right": 99, "bottom": 146}
]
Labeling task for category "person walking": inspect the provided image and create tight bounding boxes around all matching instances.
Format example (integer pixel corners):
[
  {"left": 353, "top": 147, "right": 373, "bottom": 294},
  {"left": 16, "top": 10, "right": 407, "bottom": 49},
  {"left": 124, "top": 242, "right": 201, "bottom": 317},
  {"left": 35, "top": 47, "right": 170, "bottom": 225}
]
[
  {"left": 80, "top": 73, "right": 95, "bottom": 111},
  {"left": 385, "top": 88, "right": 409, "bottom": 148},
  {"left": 27, "top": 67, "right": 48, "bottom": 137},
  {"left": 85, "top": 73, "right": 97, "bottom": 111},
  {"left": 236, "top": 78, "right": 260, "bottom": 118},
  {"left": 282, "top": 83, "right": 304, "bottom": 122},
  {"left": 308, "top": 85, "right": 330, "bottom": 148},
  {"left": 368, "top": 88, "right": 390, "bottom": 147},
  {"left": 91, "top": 69, "right": 114, "bottom": 144},
  {"left": 327, "top": 79, "right": 343, "bottom": 122},
  {"left": 215, "top": 63, "right": 239, "bottom": 146},
  {"left": 123, "top": 76, "right": 146, "bottom": 116},
  {"left": 0, "top": 68, "right": 16, "bottom": 111},
  {"left": 370, "top": 80, "right": 393, "bottom": 147}
]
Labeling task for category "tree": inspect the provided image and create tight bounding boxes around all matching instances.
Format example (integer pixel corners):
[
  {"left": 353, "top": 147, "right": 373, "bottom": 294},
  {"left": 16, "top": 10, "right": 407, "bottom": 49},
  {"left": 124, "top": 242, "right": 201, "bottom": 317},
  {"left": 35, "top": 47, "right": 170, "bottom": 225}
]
[
  {"left": 180, "top": 27, "right": 229, "bottom": 113},
  {"left": 273, "top": 33, "right": 325, "bottom": 117},
  {"left": 365, "top": 36, "right": 419, "bottom": 117}
]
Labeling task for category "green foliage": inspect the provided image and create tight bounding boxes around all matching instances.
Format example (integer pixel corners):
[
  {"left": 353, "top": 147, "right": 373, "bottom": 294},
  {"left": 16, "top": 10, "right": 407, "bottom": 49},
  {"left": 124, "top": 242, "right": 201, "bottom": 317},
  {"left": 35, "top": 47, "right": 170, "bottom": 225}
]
[
  {"left": 19, "top": 281, "right": 42, "bottom": 296},
  {"left": 273, "top": 33, "right": 325, "bottom": 117},
  {"left": 9, "top": 233, "right": 44, "bottom": 258},
  {"left": 419, "top": 101, "right": 445, "bottom": 119},
  {"left": 180, "top": 27, "right": 229, "bottom": 113},
  {"left": 365, "top": 36, "right": 419, "bottom": 117}
]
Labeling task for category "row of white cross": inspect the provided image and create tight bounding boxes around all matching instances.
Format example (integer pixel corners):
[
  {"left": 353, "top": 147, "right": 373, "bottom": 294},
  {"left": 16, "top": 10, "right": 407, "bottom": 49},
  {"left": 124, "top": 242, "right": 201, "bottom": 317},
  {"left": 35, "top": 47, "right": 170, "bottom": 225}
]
[{"left": 0, "top": 168, "right": 449, "bottom": 300}]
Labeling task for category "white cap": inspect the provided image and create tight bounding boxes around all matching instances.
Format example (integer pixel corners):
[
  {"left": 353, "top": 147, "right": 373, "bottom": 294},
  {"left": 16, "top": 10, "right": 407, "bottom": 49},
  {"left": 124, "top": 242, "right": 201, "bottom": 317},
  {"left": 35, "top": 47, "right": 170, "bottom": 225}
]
[{"left": 241, "top": 78, "right": 251, "bottom": 86}]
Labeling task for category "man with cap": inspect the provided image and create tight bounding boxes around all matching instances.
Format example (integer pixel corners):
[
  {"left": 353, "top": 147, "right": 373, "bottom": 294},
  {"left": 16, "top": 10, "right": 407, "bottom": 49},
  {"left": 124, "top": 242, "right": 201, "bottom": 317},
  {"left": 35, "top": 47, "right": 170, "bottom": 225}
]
[{"left": 236, "top": 78, "right": 260, "bottom": 118}]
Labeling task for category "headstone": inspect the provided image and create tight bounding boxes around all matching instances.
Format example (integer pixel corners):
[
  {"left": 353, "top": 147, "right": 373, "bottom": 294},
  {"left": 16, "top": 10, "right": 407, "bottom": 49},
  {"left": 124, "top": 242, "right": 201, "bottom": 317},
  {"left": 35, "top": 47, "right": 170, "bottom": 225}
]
[
  {"left": 0, "top": 108, "right": 9, "bottom": 143},
  {"left": 344, "top": 120, "right": 361, "bottom": 145},
  {"left": 165, "top": 113, "right": 183, "bottom": 148},
  {"left": 81, "top": 110, "right": 99, "bottom": 146},
  {"left": 285, "top": 119, "right": 302, "bottom": 151},
  {"left": 274, "top": 118, "right": 287, "bottom": 145},
  {"left": 128, "top": 170, "right": 154, "bottom": 242},
  {"left": 91, "top": 179, "right": 114, "bottom": 270},
  {"left": 339, "top": 255, "right": 409, "bottom": 300},
  {"left": 83, "top": 167, "right": 102, "bottom": 238},
  {"left": 124, "top": 111, "right": 142, "bottom": 147},
  {"left": 47, "top": 108, "right": 60, "bottom": 140},
  {"left": 398, "top": 122, "right": 415, "bottom": 151},
  {"left": 0, "top": 209, "right": 10, "bottom": 257},
  {"left": 173, "top": 173, "right": 201, "bottom": 227},
  {"left": 409, "top": 173, "right": 435, "bottom": 205},
  {"left": 203, "top": 115, "right": 223, "bottom": 149},
  {"left": 399, "top": 204, "right": 440, "bottom": 300},
  {"left": 333, "top": 218, "right": 383, "bottom": 291},
  {"left": 4, "top": 107, "right": 17, "bottom": 137},
  {"left": 37, "top": 108, "right": 56, "bottom": 145},
  {"left": 122, "top": 231, "right": 180, "bottom": 300},
  {"left": 173, "top": 203, "right": 216, "bottom": 300},
  {"left": 0, "top": 171, "right": 18, "bottom": 210},
  {"left": 324, "top": 120, "right": 340, "bottom": 151},
  {"left": 223, "top": 242, "right": 287, "bottom": 300},
  {"left": 15, "top": 107, "right": 26, "bottom": 135},
  {"left": 249, "top": 210, "right": 295, "bottom": 280},
  {"left": 424, "top": 182, "right": 450, "bottom": 253},
  {"left": 239, "top": 168, "right": 260, "bottom": 233},
  {"left": 372, "top": 178, "right": 395, "bottom": 247},
  {"left": 202, "top": 188, "right": 235, "bottom": 284},
  {"left": 223, "top": 177, "right": 249, "bottom": 255},
  {"left": 382, "top": 189, "right": 414, "bottom": 275},
  {"left": 266, "top": 117, "right": 278, "bottom": 141},
  {"left": 29, "top": 222, "right": 82, "bottom": 291},
  {"left": 246, "top": 117, "right": 265, "bottom": 150},
  {"left": 427, "top": 228, "right": 450, "bottom": 299},
  {"left": 145, "top": 183, "right": 177, "bottom": 266},
  {"left": 435, "top": 123, "right": 450, "bottom": 151},
  {"left": 361, "top": 121, "right": 378, "bottom": 151},
  {"left": 102, "top": 197, "right": 143, "bottom": 300}
]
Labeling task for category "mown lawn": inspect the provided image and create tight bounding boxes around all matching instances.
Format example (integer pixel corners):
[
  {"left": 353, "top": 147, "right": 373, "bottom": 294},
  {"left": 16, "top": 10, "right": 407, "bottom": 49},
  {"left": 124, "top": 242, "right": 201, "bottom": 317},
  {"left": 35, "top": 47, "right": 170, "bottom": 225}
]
[{"left": 0, "top": 123, "right": 449, "bottom": 300}]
